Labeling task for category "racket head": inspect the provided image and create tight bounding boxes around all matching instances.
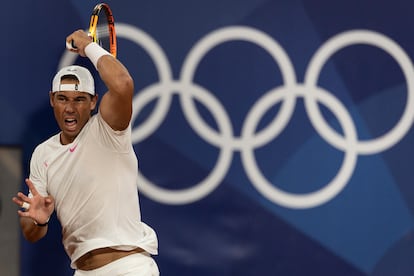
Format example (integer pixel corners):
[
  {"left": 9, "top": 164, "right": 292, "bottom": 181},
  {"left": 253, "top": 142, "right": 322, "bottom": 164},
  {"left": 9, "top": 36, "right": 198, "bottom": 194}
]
[{"left": 88, "top": 3, "right": 117, "bottom": 58}]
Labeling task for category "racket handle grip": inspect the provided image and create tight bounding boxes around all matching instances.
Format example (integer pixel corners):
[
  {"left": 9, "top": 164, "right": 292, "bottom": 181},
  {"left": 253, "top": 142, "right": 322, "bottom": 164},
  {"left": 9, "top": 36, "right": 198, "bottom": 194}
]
[{"left": 66, "top": 40, "right": 77, "bottom": 50}]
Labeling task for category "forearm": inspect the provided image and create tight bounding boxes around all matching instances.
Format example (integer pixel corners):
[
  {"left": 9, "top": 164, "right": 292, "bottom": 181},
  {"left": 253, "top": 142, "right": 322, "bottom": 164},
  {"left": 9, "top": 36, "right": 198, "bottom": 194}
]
[{"left": 20, "top": 217, "right": 47, "bottom": 242}]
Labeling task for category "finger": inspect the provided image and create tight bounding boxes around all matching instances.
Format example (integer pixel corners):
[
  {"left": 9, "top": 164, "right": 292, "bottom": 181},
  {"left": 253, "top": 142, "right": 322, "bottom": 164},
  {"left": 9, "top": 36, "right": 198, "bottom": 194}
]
[
  {"left": 12, "top": 196, "right": 24, "bottom": 206},
  {"left": 13, "top": 195, "right": 31, "bottom": 211},
  {"left": 17, "top": 209, "right": 31, "bottom": 217},
  {"left": 16, "top": 192, "right": 30, "bottom": 202},
  {"left": 66, "top": 33, "right": 74, "bottom": 44},
  {"left": 25, "top": 178, "right": 39, "bottom": 196}
]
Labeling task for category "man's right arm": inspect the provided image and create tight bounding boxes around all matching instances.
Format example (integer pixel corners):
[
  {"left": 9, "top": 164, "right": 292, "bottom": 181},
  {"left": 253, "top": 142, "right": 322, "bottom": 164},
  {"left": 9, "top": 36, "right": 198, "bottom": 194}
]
[{"left": 13, "top": 178, "right": 54, "bottom": 242}]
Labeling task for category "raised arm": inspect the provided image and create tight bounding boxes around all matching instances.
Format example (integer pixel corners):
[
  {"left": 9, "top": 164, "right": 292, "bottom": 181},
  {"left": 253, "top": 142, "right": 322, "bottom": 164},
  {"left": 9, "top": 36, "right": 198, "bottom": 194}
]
[
  {"left": 66, "top": 30, "right": 134, "bottom": 130},
  {"left": 95, "top": 54, "right": 134, "bottom": 130}
]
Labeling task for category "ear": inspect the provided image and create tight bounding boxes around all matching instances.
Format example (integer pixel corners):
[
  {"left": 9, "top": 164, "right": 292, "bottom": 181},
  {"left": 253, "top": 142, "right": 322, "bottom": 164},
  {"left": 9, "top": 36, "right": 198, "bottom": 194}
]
[
  {"left": 49, "top": 92, "right": 55, "bottom": 107},
  {"left": 90, "top": 94, "right": 98, "bottom": 111}
]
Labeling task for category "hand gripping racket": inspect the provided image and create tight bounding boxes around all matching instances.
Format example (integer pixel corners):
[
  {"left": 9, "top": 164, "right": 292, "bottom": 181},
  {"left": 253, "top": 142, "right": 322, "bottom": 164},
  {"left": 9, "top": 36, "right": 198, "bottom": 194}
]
[{"left": 67, "top": 3, "right": 117, "bottom": 58}]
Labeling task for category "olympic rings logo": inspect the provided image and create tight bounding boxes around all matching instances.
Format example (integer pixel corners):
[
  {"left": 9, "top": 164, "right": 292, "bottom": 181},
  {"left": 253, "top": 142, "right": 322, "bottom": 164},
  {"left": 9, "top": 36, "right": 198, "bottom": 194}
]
[{"left": 59, "top": 23, "right": 414, "bottom": 209}]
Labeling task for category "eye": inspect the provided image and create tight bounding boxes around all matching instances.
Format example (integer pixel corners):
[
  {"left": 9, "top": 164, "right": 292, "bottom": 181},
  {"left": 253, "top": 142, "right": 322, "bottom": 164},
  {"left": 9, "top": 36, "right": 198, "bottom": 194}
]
[
  {"left": 75, "top": 97, "right": 87, "bottom": 103},
  {"left": 56, "top": 95, "right": 67, "bottom": 103}
]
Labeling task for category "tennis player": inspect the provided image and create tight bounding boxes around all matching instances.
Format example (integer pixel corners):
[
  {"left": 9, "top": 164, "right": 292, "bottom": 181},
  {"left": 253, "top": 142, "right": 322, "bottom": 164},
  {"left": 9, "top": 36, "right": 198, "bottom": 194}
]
[{"left": 12, "top": 30, "right": 159, "bottom": 275}]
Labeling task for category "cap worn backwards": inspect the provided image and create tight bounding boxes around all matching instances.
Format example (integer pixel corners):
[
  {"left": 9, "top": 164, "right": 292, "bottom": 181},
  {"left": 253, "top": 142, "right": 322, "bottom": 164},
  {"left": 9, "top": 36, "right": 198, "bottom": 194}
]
[{"left": 52, "top": 65, "right": 95, "bottom": 95}]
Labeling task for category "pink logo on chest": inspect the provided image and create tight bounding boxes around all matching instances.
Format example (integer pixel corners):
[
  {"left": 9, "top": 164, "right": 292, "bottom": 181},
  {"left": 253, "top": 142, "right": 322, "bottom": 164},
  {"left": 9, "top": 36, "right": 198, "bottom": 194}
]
[{"left": 69, "top": 144, "right": 78, "bottom": 153}]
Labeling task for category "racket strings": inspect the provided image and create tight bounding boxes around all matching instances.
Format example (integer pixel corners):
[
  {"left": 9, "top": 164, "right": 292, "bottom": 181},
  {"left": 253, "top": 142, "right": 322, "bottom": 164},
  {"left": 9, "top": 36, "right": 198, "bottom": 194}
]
[
  {"left": 95, "top": 19, "right": 110, "bottom": 49},
  {"left": 89, "top": 4, "right": 116, "bottom": 57}
]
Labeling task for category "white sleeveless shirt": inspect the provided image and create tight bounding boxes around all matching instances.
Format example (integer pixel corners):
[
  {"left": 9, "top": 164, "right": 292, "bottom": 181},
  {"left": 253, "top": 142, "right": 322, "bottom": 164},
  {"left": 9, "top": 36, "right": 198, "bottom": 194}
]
[{"left": 29, "top": 113, "right": 158, "bottom": 269}]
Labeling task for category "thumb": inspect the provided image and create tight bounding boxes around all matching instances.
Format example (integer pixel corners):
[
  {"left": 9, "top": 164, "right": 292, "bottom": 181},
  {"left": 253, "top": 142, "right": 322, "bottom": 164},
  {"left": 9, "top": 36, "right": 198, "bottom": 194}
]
[{"left": 45, "top": 196, "right": 54, "bottom": 204}]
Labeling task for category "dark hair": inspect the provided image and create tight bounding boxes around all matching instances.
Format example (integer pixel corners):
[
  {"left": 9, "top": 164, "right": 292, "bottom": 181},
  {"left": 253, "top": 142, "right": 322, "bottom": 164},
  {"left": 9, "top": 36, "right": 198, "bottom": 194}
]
[{"left": 60, "top": 74, "right": 79, "bottom": 82}]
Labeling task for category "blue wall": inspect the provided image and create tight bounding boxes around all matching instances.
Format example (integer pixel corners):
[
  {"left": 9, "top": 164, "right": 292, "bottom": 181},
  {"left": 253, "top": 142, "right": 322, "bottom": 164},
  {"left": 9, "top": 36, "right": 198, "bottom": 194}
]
[{"left": 3, "top": 1, "right": 414, "bottom": 275}]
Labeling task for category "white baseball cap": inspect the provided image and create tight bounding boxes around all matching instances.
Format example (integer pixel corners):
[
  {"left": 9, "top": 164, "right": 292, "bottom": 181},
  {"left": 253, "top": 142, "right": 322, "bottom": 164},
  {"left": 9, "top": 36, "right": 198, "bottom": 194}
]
[{"left": 52, "top": 65, "right": 95, "bottom": 95}]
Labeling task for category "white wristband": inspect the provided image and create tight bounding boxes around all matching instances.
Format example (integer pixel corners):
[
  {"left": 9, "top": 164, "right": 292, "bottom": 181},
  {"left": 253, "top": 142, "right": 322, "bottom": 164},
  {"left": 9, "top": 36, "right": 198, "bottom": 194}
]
[{"left": 85, "top": 42, "right": 111, "bottom": 70}]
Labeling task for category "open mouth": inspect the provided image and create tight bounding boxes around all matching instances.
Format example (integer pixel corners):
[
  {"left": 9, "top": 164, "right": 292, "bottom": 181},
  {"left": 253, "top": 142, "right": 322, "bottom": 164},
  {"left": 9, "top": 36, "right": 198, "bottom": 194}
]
[{"left": 64, "top": 118, "right": 77, "bottom": 130}]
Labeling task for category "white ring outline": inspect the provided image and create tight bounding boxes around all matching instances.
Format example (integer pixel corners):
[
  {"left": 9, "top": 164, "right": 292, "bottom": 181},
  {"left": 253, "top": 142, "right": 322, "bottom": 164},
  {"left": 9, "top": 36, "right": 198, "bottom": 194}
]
[
  {"left": 180, "top": 26, "right": 298, "bottom": 150},
  {"left": 241, "top": 85, "right": 358, "bottom": 208},
  {"left": 305, "top": 30, "right": 414, "bottom": 154},
  {"left": 57, "top": 24, "right": 414, "bottom": 208},
  {"left": 135, "top": 82, "right": 234, "bottom": 204}
]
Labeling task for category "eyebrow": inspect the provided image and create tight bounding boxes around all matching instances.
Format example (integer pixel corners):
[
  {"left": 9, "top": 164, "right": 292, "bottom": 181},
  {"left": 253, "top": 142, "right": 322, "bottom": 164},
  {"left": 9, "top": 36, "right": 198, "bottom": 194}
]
[{"left": 56, "top": 94, "right": 88, "bottom": 100}]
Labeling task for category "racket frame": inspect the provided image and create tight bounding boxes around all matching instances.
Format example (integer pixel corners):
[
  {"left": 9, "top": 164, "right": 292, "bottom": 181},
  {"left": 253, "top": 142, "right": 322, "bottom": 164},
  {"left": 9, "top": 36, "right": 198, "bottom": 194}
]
[{"left": 88, "top": 3, "right": 117, "bottom": 58}]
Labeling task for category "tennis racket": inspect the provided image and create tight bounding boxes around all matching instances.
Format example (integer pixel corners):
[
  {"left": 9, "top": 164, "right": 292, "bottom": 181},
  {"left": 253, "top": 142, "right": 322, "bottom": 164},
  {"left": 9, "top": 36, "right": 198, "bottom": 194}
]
[
  {"left": 88, "top": 3, "right": 117, "bottom": 57},
  {"left": 67, "top": 3, "right": 117, "bottom": 58}
]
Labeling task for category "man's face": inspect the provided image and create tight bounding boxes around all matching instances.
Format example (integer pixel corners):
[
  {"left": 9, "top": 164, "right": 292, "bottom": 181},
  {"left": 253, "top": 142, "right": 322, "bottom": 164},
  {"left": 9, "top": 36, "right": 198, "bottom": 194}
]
[{"left": 50, "top": 79, "right": 97, "bottom": 145}]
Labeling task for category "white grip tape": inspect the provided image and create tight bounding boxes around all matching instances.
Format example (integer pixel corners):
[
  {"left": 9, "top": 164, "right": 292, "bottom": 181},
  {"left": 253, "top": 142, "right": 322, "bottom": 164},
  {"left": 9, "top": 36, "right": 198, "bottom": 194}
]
[
  {"left": 22, "top": 202, "right": 30, "bottom": 210},
  {"left": 66, "top": 41, "right": 75, "bottom": 50}
]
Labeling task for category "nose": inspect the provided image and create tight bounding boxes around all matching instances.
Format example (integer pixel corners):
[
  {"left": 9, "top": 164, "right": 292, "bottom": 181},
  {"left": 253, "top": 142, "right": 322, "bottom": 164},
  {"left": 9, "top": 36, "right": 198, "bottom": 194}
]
[{"left": 64, "top": 101, "right": 76, "bottom": 112}]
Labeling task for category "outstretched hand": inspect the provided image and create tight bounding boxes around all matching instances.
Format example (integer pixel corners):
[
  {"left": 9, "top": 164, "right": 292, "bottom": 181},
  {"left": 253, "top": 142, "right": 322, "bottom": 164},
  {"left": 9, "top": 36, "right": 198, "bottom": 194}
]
[{"left": 12, "top": 178, "right": 54, "bottom": 225}]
